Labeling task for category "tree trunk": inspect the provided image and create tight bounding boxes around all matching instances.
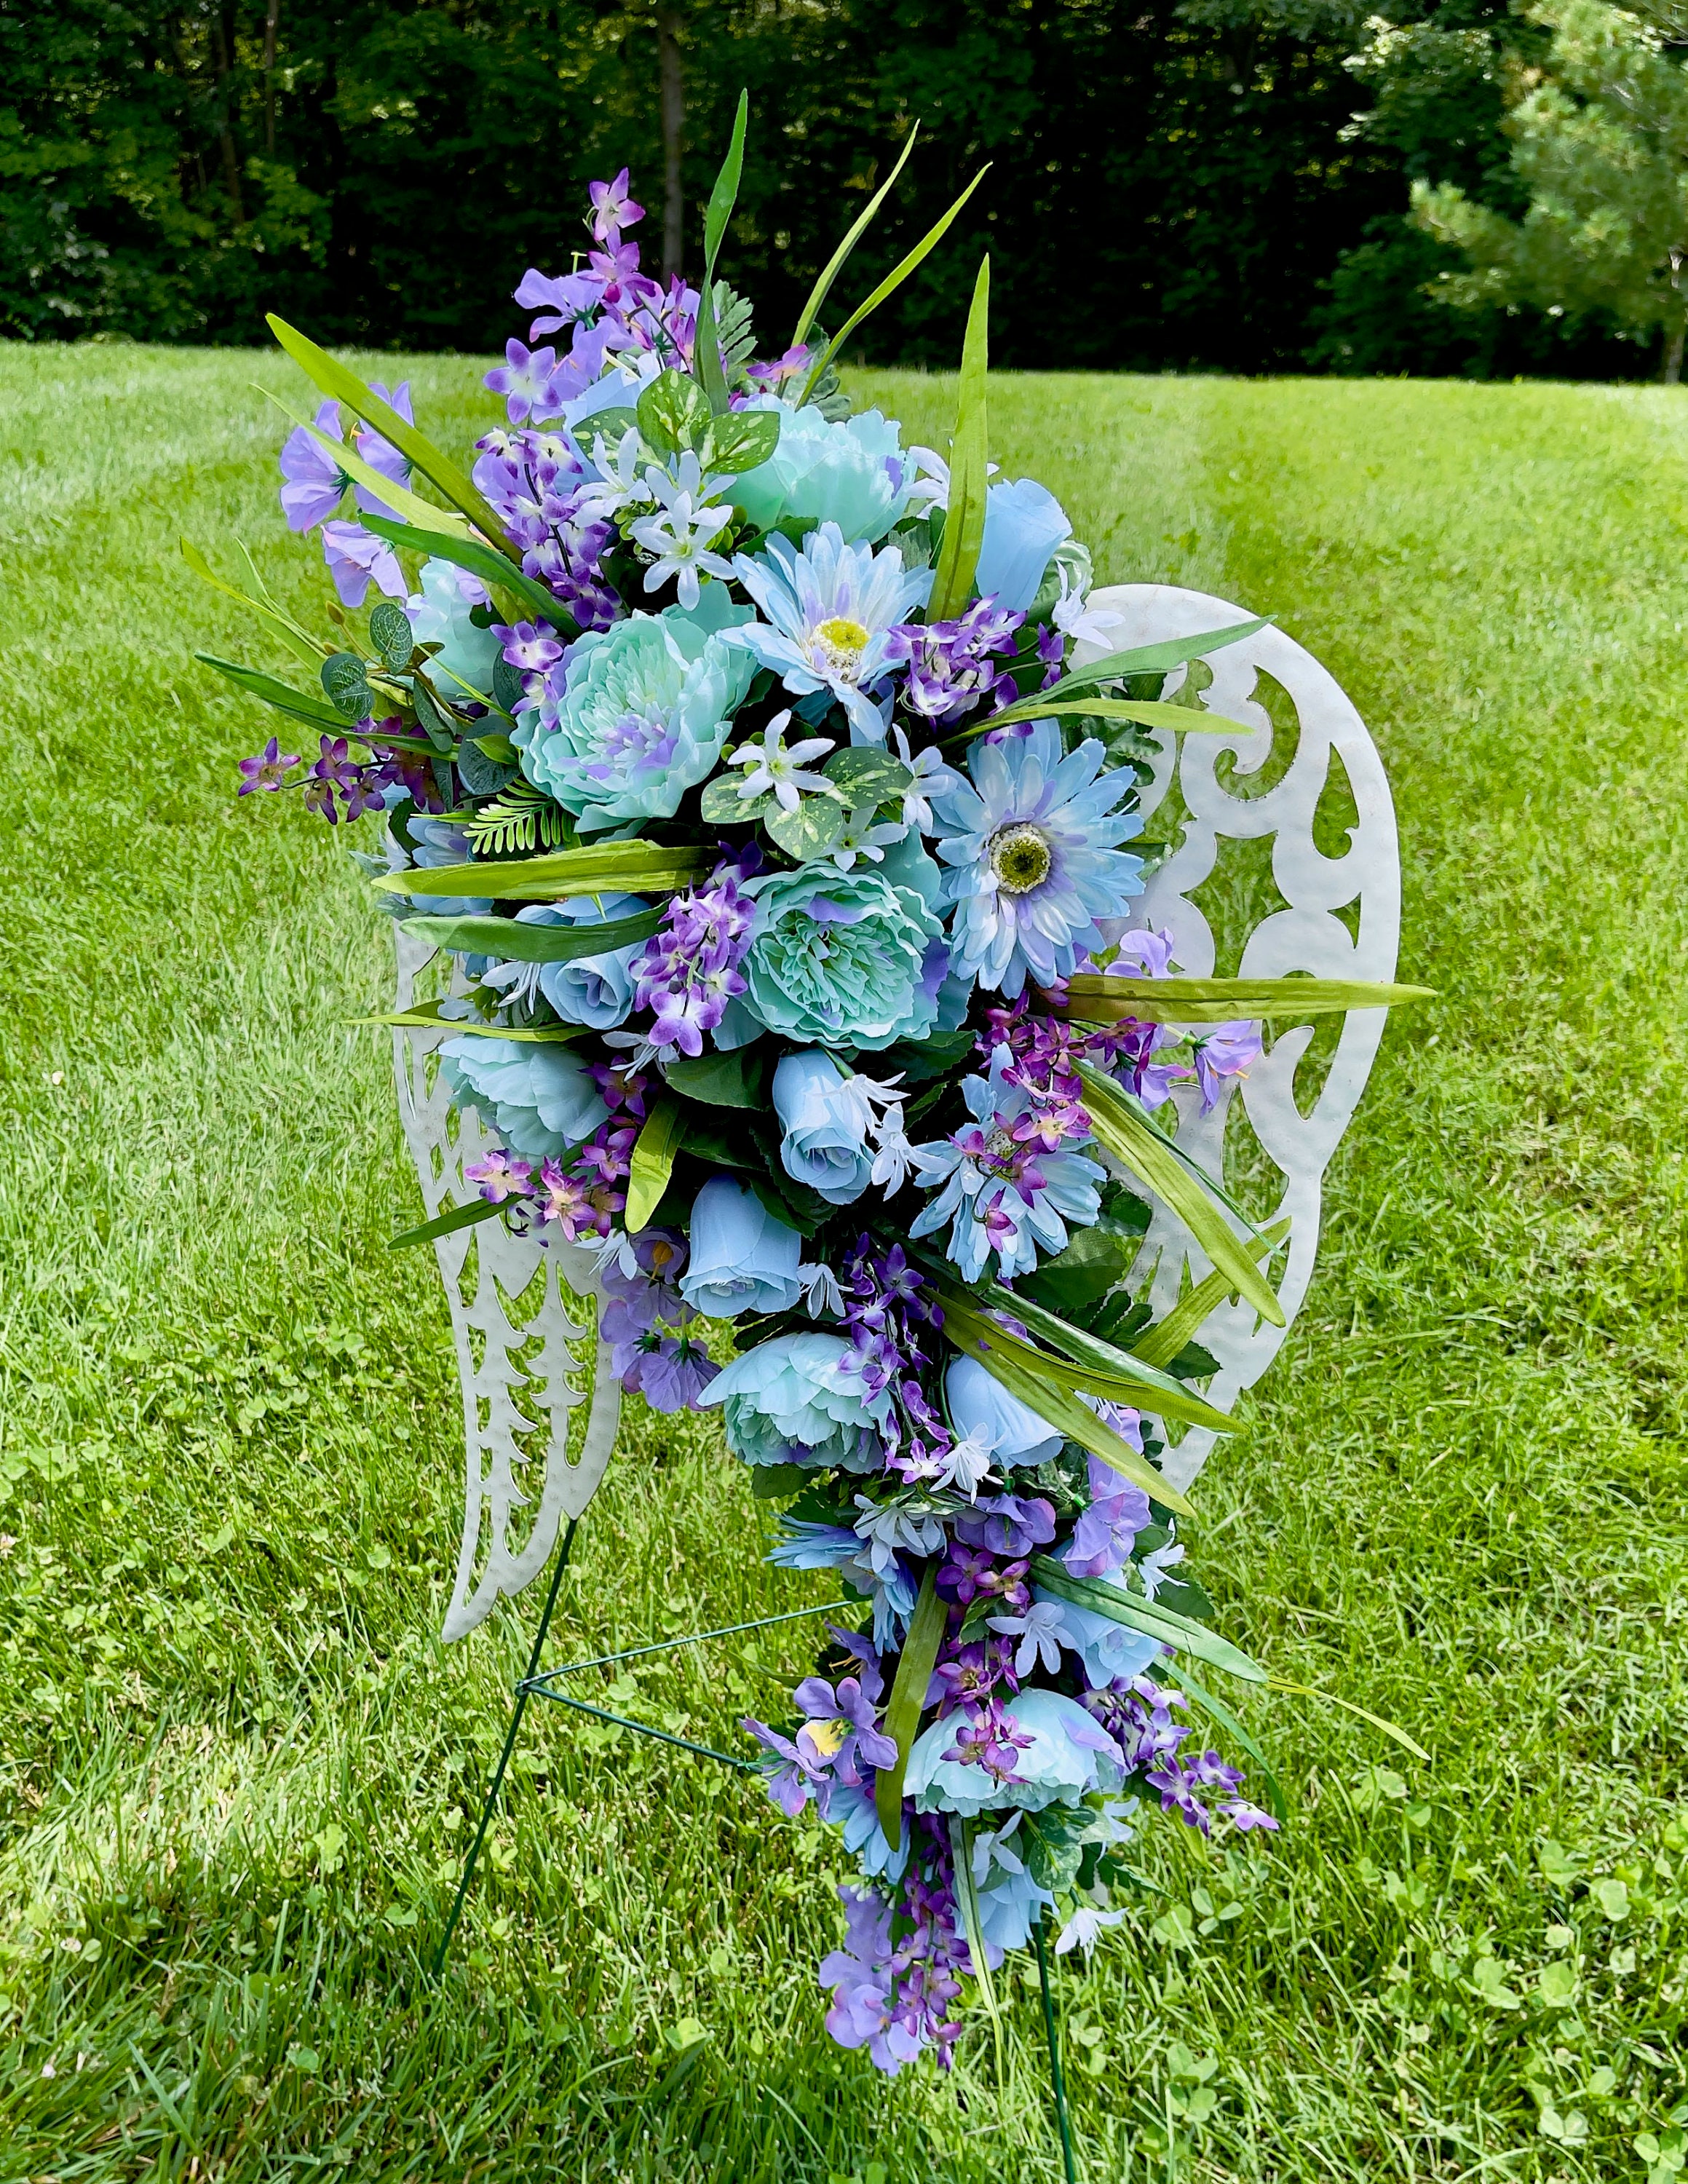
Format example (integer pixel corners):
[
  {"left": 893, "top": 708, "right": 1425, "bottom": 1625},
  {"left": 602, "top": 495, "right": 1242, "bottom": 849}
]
[
  {"left": 263, "top": 0, "right": 281, "bottom": 157},
  {"left": 211, "top": 7, "right": 245, "bottom": 221},
  {"left": 1666, "top": 315, "right": 1686, "bottom": 387},
  {"left": 659, "top": 9, "right": 683, "bottom": 282}
]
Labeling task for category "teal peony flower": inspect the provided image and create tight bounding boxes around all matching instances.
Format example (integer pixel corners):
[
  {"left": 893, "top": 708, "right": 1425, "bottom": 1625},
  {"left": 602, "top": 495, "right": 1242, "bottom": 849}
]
[
  {"left": 512, "top": 595, "right": 756, "bottom": 833},
  {"left": 701, "top": 1332, "right": 891, "bottom": 1473},
  {"left": 438, "top": 1037, "right": 605, "bottom": 1163},
  {"left": 731, "top": 401, "right": 913, "bottom": 545},
  {"left": 742, "top": 846, "right": 947, "bottom": 1052}
]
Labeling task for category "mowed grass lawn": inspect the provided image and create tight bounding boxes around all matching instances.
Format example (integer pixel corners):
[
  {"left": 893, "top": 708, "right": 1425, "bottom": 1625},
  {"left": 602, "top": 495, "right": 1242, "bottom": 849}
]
[{"left": 1, "top": 344, "right": 1685, "bottom": 2184}]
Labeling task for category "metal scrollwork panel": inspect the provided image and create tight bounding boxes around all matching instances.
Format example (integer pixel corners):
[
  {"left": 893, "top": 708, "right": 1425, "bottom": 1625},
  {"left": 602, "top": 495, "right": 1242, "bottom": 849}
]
[
  {"left": 391, "top": 927, "right": 622, "bottom": 1641},
  {"left": 1079, "top": 586, "right": 1401, "bottom": 1492}
]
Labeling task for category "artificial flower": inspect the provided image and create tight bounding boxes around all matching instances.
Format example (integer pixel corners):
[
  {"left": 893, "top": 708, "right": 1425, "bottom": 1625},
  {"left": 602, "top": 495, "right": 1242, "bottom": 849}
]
[{"left": 932, "top": 719, "right": 1145, "bottom": 997}]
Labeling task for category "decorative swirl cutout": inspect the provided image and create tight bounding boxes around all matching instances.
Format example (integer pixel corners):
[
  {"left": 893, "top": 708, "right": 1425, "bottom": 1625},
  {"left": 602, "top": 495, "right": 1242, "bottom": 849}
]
[{"left": 1077, "top": 586, "right": 1401, "bottom": 1490}]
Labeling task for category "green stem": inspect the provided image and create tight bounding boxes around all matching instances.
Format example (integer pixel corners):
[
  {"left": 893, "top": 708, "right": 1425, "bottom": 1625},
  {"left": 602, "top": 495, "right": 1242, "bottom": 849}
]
[{"left": 1034, "top": 1914, "right": 1079, "bottom": 2184}]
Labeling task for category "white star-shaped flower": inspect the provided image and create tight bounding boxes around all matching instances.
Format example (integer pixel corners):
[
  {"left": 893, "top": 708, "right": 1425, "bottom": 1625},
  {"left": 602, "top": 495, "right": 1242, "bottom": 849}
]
[
  {"left": 627, "top": 452, "right": 735, "bottom": 609},
  {"left": 987, "top": 1600, "right": 1068, "bottom": 1677},
  {"left": 725, "top": 710, "right": 836, "bottom": 812},
  {"left": 828, "top": 814, "right": 909, "bottom": 871},
  {"left": 1050, "top": 569, "right": 1125, "bottom": 652},
  {"left": 1054, "top": 1903, "right": 1128, "bottom": 1958},
  {"left": 889, "top": 727, "right": 963, "bottom": 834}
]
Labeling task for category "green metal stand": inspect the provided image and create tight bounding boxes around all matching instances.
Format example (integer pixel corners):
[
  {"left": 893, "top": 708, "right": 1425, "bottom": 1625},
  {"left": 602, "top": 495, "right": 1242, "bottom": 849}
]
[
  {"left": 432, "top": 1527, "right": 1082, "bottom": 2183},
  {"left": 1035, "top": 1915, "right": 1079, "bottom": 2184}
]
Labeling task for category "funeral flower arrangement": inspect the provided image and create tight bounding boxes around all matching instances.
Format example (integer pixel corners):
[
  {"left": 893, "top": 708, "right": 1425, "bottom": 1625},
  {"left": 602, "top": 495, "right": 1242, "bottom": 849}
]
[{"left": 199, "top": 108, "right": 1419, "bottom": 2076}]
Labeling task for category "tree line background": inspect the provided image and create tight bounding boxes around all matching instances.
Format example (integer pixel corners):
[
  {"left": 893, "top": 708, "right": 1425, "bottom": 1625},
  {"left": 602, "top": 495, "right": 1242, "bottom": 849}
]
[{"left": 0, "top": 0, "right": 1675, "bottom": 377}]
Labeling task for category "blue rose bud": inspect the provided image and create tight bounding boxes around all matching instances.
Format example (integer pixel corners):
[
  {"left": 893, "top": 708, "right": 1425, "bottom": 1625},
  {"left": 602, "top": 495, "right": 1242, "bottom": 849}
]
[
  {"left": 680, "top": 1176, "right": 804, "bottom": 1318},
  {"left": 974, "top": 476, "right": 1073, "bottom": 614},
  {"left": 944, "top": 1356, "right": 1063, "bottom": 1467},
  {"left": 772, "top": 1053, "right": 873, "bottom": 1206}
]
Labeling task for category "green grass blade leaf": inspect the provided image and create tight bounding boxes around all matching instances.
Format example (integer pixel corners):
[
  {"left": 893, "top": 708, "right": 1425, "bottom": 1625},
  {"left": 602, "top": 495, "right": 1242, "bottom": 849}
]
[
  {"left": 194, "top": 652, "right": 348, "bottom": 732},
  {"left": 952, "top": 1818, "right": 1006, "bottom": 2081},
  {"left": 180, "top": 539, "right": 325, "bottom": 667},
  {"left": 625, "top": 1099, "right": 687, "bottom": 1233},
  {"left": 797, "top": 168, "right": 989, "bottom": 406},
  {"left": 402, "top": 908, "right": 663, "bottom": 963},
  {"left": 792, "top": 124, "right": 920, "bottom": 348},
  {"left": 1066, "top": 975, "right": 1435, "bottom": 1025},
  {"left": 358, "top": 516, "right": 566, "bottom": 629},
  {"left": 1057, "top": 616, "right": 1272, "bottom": 692},
  {"left": 874, "top": 1564, "right": 946, "bottom": 1850},
  {"left": 694, "top": 92, "right": 748, "bottom": 413},
  {"left": 927, "top": 258, "right": 991, "bottom": 623},
  {"left": 265, "top": 315, "right": 513, "bottom": 552},
  {"left": 948, "top": 695, "right": 1253, "bottom": 744},
  {"left": 1266, "top": 1679, "right": 1431, "bottom": 1763},
  {"left": 374, "top": 843, "right": 710, "bottom": 901},
  {"left": 1030, "top": 1556, "right": 1267, "bottom": 1682},
  {"left": 354, "top": 1005, "right": 587, "bottom": 1044},
  {"left": 1129, "top": 1219, "right": 1291, "bottom": 1369},
  {"left": 972, "top": 1282, "right": 1236, "bottom": 1431},
  {"left": 1077, "top": 1061, "right": 1286, "bottom": 1327},
  {"left": 934, "top": 1298, "right": 1200, "bottom": 1514},
  {"left": 386, "top": 1197, "right": 504, "bottom": 1251}
]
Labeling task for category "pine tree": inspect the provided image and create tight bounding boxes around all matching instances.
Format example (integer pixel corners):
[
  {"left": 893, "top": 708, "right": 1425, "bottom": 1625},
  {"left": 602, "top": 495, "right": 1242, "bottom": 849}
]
[{"left": 1414, "top": 0, "right": 1688, "bottom": 380}]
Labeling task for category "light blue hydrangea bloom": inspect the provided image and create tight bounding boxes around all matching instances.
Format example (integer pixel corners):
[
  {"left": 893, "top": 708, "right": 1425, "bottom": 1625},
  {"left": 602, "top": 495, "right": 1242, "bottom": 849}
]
[
  {"left": 932, "top": 719, "right": 1144, "bottom": 997},
  {"left": 904, "top": 1689, "right": 1125, "bottom": 1821},
  {"left": 726, "top": 523, "right": 931, "bottom": 743},
  {"left": 973, "top": 478, "right": 1073, "bottom": 614},
  {"left": 438, "top": 1037, "right": 605, "bottom": 1163},
  {"left": 742, "top": 852, "right": 948, "bottom": 1052},
  {"left": 512, "top": 593, "right": 756, "bottom": 832},
  {"left": 731, "top": 401, "right": 914, "bottom": 544},
  {"left": 409, "top": 558, "right": 501, "bottom": 700},
  {"left": 702, "top": 1332, "right": 891, "bottom": 1473}
]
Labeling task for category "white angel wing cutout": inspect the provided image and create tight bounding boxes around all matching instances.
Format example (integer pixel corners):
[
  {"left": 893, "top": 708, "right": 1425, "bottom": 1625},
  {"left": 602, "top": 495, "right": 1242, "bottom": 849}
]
[
  {"left": 1076, "top": 585, "right": 1402, "bottom": 1492},
  {"left": 390, "top": 927, "right": 622, "bottom": 1642}
]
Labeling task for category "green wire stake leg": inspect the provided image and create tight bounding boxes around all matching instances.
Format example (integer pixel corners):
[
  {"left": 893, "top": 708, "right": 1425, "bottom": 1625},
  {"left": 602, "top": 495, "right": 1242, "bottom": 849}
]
[
  {"left": 1034, "top": 1915, "right": 1079, "bottom": 2184},
  {"left": 432, "top": 1516, "right": 578, "bottom": 1976}
]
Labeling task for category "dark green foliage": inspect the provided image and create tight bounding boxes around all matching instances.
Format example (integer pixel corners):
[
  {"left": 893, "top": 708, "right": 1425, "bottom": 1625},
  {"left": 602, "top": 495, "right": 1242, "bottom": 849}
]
[{"left": 0, "top": 0, "right": 1657, "bottom": 374}]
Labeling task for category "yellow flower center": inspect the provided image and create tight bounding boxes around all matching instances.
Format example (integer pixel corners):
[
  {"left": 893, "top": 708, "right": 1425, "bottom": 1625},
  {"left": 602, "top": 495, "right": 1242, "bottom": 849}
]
[
  {"left": 988, "top": 822, "right": 1053, "bottom": 895},
  {"left": 814, "top": 616, "right": 871, "bottom": 678},
  {"left": 807, "top": 1717, "right": 850, "bottom": 1759}
]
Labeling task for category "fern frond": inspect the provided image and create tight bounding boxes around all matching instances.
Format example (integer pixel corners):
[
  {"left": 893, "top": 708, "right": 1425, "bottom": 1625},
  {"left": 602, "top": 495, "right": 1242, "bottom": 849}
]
[
  {"left": 461, "top": 779, "right": 572, "bottom": 858},
  {"left": 715, "top": 282, "right": 757, "bottom": 381}
]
